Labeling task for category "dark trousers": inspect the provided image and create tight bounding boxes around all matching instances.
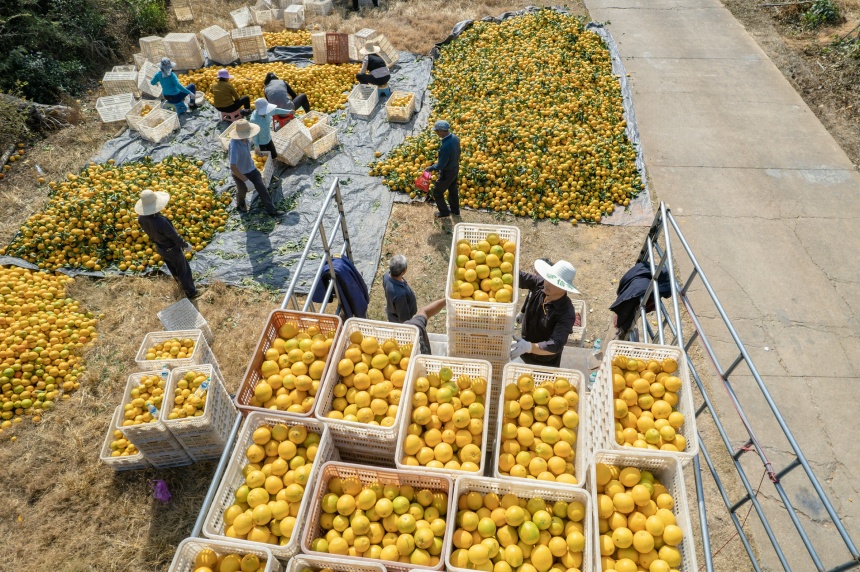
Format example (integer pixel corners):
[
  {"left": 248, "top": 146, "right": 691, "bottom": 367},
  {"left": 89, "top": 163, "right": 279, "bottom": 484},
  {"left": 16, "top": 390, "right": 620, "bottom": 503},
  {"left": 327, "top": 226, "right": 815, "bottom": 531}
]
[
  {"left": 157, "top": 245, "right": 197, "bottom": 298},
  {"left": 215, "top": 96, "right": 251, "bottom": 113},
  {"left": 433, "top": 168, "right": 460, "bottom": 216},
  {"left": 293, "top": 94, "right": 310, "bottom": 113},
  {"left": 356, "top": 73, "right": 390, "bottom": 87},
  {"left": 259, "top": 140, "right": 277, "bottom": 160},
  {"left": 164, "top": 83, "right": 196, "bottom": 104},
  {"left": 234, "top": 168, "right": 277, "bottom": 215}
]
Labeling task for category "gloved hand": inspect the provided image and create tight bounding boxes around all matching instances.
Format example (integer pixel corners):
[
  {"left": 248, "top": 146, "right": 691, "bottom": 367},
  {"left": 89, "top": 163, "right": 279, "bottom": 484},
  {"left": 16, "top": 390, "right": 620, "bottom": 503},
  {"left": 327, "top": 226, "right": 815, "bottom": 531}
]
[
  {"left": 515, "top": 312, "right": 524, "bottom": 327},
  {"left": 183, "top": 244, "right": 194, "bottom": 254},
  {"left": 510, "top": 337, "right": 532, "bottom": 361}
]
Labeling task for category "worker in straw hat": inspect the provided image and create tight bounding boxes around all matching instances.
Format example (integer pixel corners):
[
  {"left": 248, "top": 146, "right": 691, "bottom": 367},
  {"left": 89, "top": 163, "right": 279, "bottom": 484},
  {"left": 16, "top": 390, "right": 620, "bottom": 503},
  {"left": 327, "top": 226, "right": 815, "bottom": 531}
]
[
  {"left": 135, "top": 189, "right": 198, "bottom": 299},
  {"left": 356, "top": 43, "right": 390, "bottom": 87},
  {"left": 228, "top": 119, "right": 279, "bottom": 216},
  {"left": 510, "top": 259, "right": 581, "bottom": 367}
]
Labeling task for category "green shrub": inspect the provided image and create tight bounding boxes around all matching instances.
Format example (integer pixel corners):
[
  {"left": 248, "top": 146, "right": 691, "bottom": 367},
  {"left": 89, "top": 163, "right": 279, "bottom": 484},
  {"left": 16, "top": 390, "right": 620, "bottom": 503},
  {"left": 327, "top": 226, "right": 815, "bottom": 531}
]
[
  {"left": 0, "top": 90, "right": 30, "bottom": 151},
  {"left": 126, "top": 0, "right": 169, "bottom": 37},
  {"left": 802, "top": 0, "right": 841, "bottom": 30}
]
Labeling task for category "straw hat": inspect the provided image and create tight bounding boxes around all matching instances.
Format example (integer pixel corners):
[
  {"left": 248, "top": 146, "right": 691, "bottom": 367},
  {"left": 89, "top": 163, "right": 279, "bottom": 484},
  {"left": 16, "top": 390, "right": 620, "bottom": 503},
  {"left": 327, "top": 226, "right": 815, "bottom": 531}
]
[
  {"left": 134, "top": 189, "right": 170, "bottom": 216},
  {"left": 360, "top": 43, "right": 381, "bottom": 56},
  {"left": 534, "top": 259, "right": 580, "bottom": 294},
  {"left": 231, "top": 119, "right": 260, "bottom": 139}
]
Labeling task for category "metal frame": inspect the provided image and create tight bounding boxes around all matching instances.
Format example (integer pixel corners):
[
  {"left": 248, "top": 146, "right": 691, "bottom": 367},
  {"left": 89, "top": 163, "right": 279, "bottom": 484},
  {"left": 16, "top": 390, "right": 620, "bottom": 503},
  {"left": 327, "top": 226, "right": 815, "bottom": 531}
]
[
  {"left": 191, "top": 178, "right": 353, "bottom": 537},
  {"left": 633, "top": 202, "right": 859, "bottom": 572}
]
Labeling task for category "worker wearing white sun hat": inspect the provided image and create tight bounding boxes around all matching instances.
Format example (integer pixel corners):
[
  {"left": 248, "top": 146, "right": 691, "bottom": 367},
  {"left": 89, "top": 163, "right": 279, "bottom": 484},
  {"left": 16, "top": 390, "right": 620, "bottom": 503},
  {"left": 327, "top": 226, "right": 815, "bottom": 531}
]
[{"left": 510, "top": 259, "right": 580, "bottom": 367}]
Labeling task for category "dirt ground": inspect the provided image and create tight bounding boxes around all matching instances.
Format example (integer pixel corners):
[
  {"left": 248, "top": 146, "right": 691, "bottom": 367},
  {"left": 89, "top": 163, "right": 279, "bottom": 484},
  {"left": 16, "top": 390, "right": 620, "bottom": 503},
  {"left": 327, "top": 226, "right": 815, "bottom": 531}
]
[{"left": 723, "top": 0, "right": 860, "bottom": 166}]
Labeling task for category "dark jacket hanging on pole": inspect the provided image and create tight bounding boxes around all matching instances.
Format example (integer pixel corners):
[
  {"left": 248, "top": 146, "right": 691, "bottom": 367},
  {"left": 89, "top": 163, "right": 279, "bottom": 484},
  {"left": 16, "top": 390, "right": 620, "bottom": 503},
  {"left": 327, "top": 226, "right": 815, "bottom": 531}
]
[
  {"left": 610, "top": 262, "right": 672, "bottom": 333},
  {"left": 311, "top": 256, "right": 370, "bottom": 319}
]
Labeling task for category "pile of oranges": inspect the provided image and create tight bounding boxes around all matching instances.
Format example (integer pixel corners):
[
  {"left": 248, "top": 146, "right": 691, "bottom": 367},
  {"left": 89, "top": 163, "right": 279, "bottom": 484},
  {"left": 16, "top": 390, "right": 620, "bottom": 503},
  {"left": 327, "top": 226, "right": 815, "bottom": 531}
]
[
  {"left": 179, "top": 61, "right": 360, "bottom": 114},
  {"left": 0, "top": 266, "right": 99, "bottom": 428},
  {"left": 263, "top": 31, "right": 312, "bottom": 46},
  {"left": 2, "top": 156, "right": 230, "bottom": 273},
  {"left": 370, "top": 10, "right": 643, "bottom": 223}
]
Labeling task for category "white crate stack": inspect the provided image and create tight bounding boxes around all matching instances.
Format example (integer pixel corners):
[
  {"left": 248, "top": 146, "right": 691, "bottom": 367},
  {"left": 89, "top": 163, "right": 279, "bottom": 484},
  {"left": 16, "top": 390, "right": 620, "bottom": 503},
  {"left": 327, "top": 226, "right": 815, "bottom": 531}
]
[
  {"left": 232, "top": 26, "right": 268, "bottom": 63},
  {"left": 163, "top": 32, "right": 205, "bottom": 71},
  {"left": 200, "top": 25, "right": 238, "bottom": 66},
  {"left": 99, "top": 405, "right": 151, "bottom": 471}
]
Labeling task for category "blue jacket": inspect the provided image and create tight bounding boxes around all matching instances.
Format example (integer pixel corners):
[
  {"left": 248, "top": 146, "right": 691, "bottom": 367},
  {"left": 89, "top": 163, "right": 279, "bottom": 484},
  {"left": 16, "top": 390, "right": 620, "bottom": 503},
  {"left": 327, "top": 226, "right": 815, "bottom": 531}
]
[
  {"left": 429, "top": 133, "right": 461, "bottom": 172},
  {"left": 151, "top": 71, "right": 190, "bottom": 97},
  {"left": 311, "top": 256, "right": 369, "bottom": 319},
  {"left": 250, "top": 108, "right": 292, "bottom": 146}
]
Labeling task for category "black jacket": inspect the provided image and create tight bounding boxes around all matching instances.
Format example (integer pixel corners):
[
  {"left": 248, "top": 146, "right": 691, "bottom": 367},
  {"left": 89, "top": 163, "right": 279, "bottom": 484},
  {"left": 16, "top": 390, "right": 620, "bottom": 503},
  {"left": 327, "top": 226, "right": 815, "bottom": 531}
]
[{"left": 610, "top": 262, "right": 671, "bottom": 332}]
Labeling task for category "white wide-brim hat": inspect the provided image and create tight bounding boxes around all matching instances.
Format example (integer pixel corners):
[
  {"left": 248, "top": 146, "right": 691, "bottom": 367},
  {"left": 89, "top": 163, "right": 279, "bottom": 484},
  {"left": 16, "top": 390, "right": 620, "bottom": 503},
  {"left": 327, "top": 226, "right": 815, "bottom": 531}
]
[
  {"left": 231, "top": 119, "right": 261, "bottom": 139},
  {"left": 360, "top": 43, "right": 381, "bottom": 56},
  {"left": 254, "top": 98, "right": 278, "bottom": 116},
  {"left": 534, "top": 259, "right": 581, "bottom": 294},
  {"left": 134, "top": 189, "right": 170, "bottom": 216}
]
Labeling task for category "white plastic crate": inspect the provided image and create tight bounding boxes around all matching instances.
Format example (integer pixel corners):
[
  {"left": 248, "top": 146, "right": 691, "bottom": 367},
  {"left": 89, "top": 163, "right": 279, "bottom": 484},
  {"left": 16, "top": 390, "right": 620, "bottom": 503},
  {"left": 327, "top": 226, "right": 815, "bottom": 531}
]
[
  {"left": 102, "top": 71, "right": 140, "bottom": 97},
  {"left": 200, "top": 25, "right": 238, "bottom": 66},
  {"left": 394, "top": 355, "right": 493, "bottom": 479},
  {"left": 348, "top": 84, "right": 378, "bottom": 118},
  {"left": 385, "top": 91, "right": 416, "bottom": 123},
  {"left": 349, "top": 28, "right": 379, "bottom": 61},
  {"left": 284, "top": 4, "right": 305, "bottom": 29},
  {"left": 303, "top": 0, "right": 332, "bottom": 16},
  {"left": 569, "top": 298, "right": 587, "bottom": 347},
  {"left": 157, "top": 298, "right": 214, "bottom": 345},
  {"left": 231, "top": 6, "right": 253, "bottom": 28},
  {"left": 376, "top": 34, "right": 399, "bottom": 66},
  {"left": 218, "top": 121, "right": 237, "bottom": 151},
  {"left": 277, "top": 113, "right": 315, "bottom": 148},
  {"left": 96, "top": 93, "right": 136, "bottom": 123},
  {"left": 300, "top": 122, "right": 338, "bottom": 160},
  {"left": 137, "top": 108, "right": 180, "bottom": 144},
  {"left": 126, "top": 99, "right": 164, "bottom": 132},
  {"left": 301, "top": 462, "right": 452, "bottom": 572},
  {"left": 116, "top": 371, "right": 193, "bottom": 468},
  {"left": 137, "top": 61, "right": 163, "bottom": 99},
  {"left": 235, "top": 310, "right": 342, "bottom": 418},
  {"left": 135, "top": 329, "right": 207, "bottom": 370},
  {"left": 256, "top": 150, "right": 274, "bottom": 187},
  {"left": 112, "top": 65, "right": 137, "bottom": 72},
  {"left": 140, "top": 36, "right": 166, "bottom": 62},
  {"left": 315, "top": 318, "right": 419, "bottom": 461},
  {"left": 133, "top": 53, "right": 145, "bottom": 69},
  {"left": 203, "top": 415, "right": 337, "bottom": 560},
  {"left": 99, "top": 405, "right": 150, "bottom": 471},
  {"left": 172, "top": 0, "right": 194, "bottom": 22},
  {"left": 492, "top": 363, "right": 588, "bottom": 487},
  {"left": 163, "top": 32, "right": 205, "bottom": 71},
  {"left": 162, "top": 364, "right": 238, "bottom": 462},
  {"left": 450, "top": 476, "right": 592, "bottom": 572},
  {"left": 311, "top": 32, "right": 327, "bottom": 65},
  {"left": 445, "top": 223, "right": 521, "bottom": 332},
  {"left": 168, "top": 538, "right": 282, "bottom": 572},
  {"left": 589, "top": 449, "right": 697, "bottom": 572},
  {"left": 232, "top": 26, "right": 268, "bottom": 63},
  {"left": 447, "top": 327, "right": 513, "bottom": 362},
  {"left": 286, "top": 555, "right": 385, "bottom": 572},
  {"left": 251, "top": 1, "right": 277, "bottom": 28},
  {"left": 587, "top": 341, "right": 699, "bottom": 463},
  {"left": 271, "top": 128, "right": 306, "bottom": 167}
]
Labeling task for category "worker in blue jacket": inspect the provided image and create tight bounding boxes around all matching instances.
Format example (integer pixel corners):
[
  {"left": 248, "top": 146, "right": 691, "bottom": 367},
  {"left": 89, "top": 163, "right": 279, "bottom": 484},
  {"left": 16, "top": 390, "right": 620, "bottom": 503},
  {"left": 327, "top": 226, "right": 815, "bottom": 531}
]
[
  {"left": 151, "top": 58, "right": 198, "bottom": 111},
  {"left": 425, "top": 119, "right": 461, "bottom": 218}
]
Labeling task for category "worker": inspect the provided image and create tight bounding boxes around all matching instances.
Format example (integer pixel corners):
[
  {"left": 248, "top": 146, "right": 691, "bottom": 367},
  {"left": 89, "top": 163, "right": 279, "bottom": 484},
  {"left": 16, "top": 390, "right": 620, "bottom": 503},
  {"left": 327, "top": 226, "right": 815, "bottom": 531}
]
[
  {"left": 264, "top": 72, "right": 310, "bottom": 129},
  {"left": 248, "top": 98, "right": 292, "bottom": 160},
  {"left": 404, "top": 299, "right": 446, "bottom": 355},
  {"left": 151, "top": 58, "right": 198, "bottom": 111},
  {"left": 229, "top": 119, "right": 278, "bottom": 216},
  {"left": 356, "top": 43, "right": 390, "bottom": 87},
  {"left": 510, "top": 259, "right": 580, "bottom": 367},
  {"left": 135, "top": 189, "right": 198, "bottom": 299},
  {"left": 210, "top": 69, "right": 251, "bottom": 115},
  {"left": 383, "top": 254, "right": 417, "bottom": 323},
  {"left": 425, "top": 120, "right": 461, "bottom": 218}
]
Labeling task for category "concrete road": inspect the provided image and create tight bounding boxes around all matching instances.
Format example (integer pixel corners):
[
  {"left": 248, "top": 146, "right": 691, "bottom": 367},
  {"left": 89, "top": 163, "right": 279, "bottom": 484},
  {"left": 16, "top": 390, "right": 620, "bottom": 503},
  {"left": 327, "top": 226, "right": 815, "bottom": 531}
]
[{"left": 583, "top": 0, "right": 860, "bottom": 569}]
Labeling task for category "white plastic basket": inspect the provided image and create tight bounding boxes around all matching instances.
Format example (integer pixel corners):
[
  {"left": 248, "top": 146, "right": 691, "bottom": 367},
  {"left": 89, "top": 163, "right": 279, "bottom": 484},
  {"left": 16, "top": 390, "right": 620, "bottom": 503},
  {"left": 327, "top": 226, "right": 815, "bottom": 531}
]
[
  {"left": 301, "top": 461, "right": 452, "bottom": 572},
  {"left": 162, "top": 364, "right": 238, "bottom": 462},
  {"left": 349, "top": 28, "right": 379, "bottom": 61},
  {"left": 287, "top": 555, "right": 385, "bottom": 572},
  {"left": 140, "top": 36, "right": 166, "bottom": 62},
  {"left": 202, "top": 415, "right": 337, "bottom": 560},
  {"left": 172, "top": 0, "right": 194, "bottom": 22},
  {"left": 315, "top": 318, "right": 419, "bottom": 462},
  {"left": 96, "top": 93, "right": 136, "bottom": 123},
  {"left": 117, "top": 371, "right": 193, "bottom": 468},
  {"left": 300, "top": 122, "right": 338, "bottom": 160},
  {"left": 348, "top": 84, "right": 378, "bottom": 118},
  {"left": 137, "top": 61, "right": 163, "bottom": 99},
  {"left": 303, "top": 0, "right": 332, "bottom": 16},
  {"left": 277, "top": 114, "right": 315, "bottom": 148},
  {"left": 492, "top": 363, "right": 587, "bottom": 487},
  {"left": 446, "top": 327, "right": 513, "bottom": 362},
  {"left": 446, "top": 223, "right": 521, "bottom": 332},
  {"left": 232, "top": 26, "right": 268, "bottom": 63},
  {"left": 113, "top": 65, "right": 138, "bottom": 73},
  {"left": 394, "top": 355, "right": 492, "bottom": 479},
  {"left": 163, "top": 32, "right": 205, "bottom": 70},
  {"left": 157, "top": 298, "right": 214, "bottom": 345},
  {"left": 255, "top": 150, "right": 275, "bottom": 187},
  {"left": 568, "top": 298, "right": 587, "bottom": 347},
  {"left": 99, "top": 405, "right": 150, "bottom": 471},
  {"left": 134, "top": 329, "right": 207, "bottom": 370},
  {"left": 137, "top": 108, "right": 180, "bottom": 144},
  {"left": 385, "top": 91, "right": 416, "bottom": 123},
  {"left": 587, "top": 341, "right": 699, "bottom": 463},
  {"left": 284, "top": 4, "right": 305, "bottom": 29},
  {"left": 376, "top": 34, "right": 399, "bottom": 67},
  {"left": 201, "top": 25, "right": 238, "bottom": 66},
  {"left": 449, "top": 476, "right": 592, "bottom": 572},
  {"left": 589, "top": 449, "right": 697, "bottom": 572},
  {"left": 272, "top": 127, "right": 306, "bottom": 167},
  {"left": 168, "top": 537, "right": 282, "bottom": 572},
  {"left": 103, "top": 71, "right": 140, "bottom": 97},
  {"left": 125, "top": 99, "right": 164, "bottom": 132}
]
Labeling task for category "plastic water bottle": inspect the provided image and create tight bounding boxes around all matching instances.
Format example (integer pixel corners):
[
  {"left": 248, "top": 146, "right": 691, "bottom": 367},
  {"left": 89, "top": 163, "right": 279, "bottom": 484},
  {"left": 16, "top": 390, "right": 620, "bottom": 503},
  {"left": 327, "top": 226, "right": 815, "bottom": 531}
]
[
  {"left": 161, "top": 364, "right": 169, "bottom": 384},
  {"left": 193, "top": 377, "right": 210, "bottom": 399},
  {"left": 589, "top": 371, "right": 597, "bottom": 386},
  {"left": 146, "top": 403, "right": 159, "bottom": 416},
  {"left": 592, "top": 338, "right": 602, "bottom": 355}
]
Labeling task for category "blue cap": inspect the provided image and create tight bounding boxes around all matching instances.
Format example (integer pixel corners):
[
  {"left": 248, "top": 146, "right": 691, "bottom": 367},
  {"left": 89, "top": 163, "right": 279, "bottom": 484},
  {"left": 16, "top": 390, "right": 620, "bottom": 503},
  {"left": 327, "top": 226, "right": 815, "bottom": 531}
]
[{"left": 433, "top": 120, "right": 450, "bottom": 131}]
